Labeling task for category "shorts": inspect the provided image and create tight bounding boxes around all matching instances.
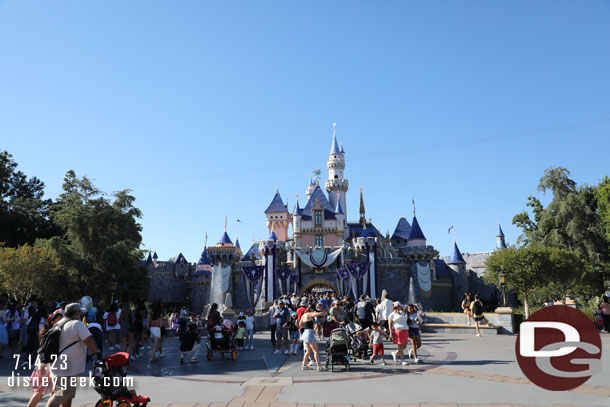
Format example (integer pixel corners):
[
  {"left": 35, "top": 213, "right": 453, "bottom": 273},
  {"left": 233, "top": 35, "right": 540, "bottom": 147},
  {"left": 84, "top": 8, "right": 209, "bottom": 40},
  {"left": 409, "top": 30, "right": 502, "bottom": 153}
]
[
  {"left": 290, "top": 331, "right": 299, "bottom": 340},
  {"left": 276, "top": 327, "right": 289, "bottom": 340},
  {"left": 301, "top": 328, "right": 316, "bottom": 344},
  {"left": 47, "top": 377, "right": 77, "bottom": 405},
  {"left": 474, "top": 315, "right": 484, "bottom": 322},
  {"left": 408, "top": 327, "right": 420, "bottom": 337},
  {"left": 373, "top": 343, "right": 384, "bottom": 356},
  {"left": 149, "top": 327, "right": 161, "bottom": 339},
  {"left": 392, "top": 329, "right": 409, "bottom": 345}
]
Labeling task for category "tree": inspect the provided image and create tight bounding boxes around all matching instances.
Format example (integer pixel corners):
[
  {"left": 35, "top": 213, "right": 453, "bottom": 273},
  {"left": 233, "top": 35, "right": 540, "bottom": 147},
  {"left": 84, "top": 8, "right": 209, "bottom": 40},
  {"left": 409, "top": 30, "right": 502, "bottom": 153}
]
[
  {"left": 37, "top": 171, "right": 145, "bottom": 300},
  {"left": 485, "top": 246, "right": 555, "bottom": 319},
  {"left": 0, "top": 151, "right": 56, "bottom": 247},
  {"left": 512, "top": 166, "right": 608, "bottom": 294},
  {"left": 597, "top": 176, "right": 610, "bottom": 244},
  {"left": 0, "top": 245, "right": 66, "bottom": 303}
]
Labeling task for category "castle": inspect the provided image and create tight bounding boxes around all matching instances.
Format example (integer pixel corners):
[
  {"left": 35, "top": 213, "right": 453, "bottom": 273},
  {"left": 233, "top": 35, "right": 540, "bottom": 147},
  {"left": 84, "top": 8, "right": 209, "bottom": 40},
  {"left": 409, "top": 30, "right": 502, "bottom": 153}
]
[{"left": 145, "top": 125, "right": 510, "bottom": 315}]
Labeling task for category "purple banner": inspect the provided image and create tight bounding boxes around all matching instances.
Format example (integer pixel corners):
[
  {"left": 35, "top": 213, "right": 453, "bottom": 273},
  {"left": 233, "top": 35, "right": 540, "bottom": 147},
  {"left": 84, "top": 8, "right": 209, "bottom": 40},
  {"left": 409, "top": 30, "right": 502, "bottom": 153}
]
[
  {"left": 289, "top": 273, "right": 298, "bottom": 286},
  {"left": 274, "top": 269, "right": 291, "bottom": 281},
  {"left": 337, "top": 267, "right": 350, "bottom": 280},
  {"left": 243, "top": 266, "right": 264, "bottom": 281},
  {"left": 347, "top": 262, "right": 368, "bottom": 279}
]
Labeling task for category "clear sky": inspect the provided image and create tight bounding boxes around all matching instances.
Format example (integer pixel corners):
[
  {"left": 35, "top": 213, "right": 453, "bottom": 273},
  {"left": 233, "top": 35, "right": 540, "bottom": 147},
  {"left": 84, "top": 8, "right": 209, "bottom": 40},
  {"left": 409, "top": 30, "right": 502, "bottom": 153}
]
[{"left": 1, "top": 1, "right": 609, "bottom": 263}]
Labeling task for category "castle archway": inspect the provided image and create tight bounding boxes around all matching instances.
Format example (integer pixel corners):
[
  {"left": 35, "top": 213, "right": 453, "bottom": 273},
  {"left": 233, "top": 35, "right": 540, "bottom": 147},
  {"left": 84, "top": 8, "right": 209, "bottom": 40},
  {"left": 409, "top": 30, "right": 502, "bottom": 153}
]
[{"left": 300, "top": 278, "right": 338, "bottom": 296}]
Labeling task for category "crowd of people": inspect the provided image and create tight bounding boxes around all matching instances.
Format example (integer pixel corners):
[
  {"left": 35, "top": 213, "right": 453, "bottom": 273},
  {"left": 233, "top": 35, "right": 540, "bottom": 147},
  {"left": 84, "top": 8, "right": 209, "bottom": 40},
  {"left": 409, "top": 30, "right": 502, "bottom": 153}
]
[{"left": 265, "top": 290, "right": 426, "bottom": 370}]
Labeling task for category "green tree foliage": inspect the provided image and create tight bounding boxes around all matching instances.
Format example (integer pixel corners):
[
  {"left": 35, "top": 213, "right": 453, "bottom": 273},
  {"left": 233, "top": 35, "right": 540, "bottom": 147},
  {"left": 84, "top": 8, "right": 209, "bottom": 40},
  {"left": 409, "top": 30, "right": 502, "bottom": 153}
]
[
  {"left": 37, "top": 170, "right": 147, "bottom": 300},
  {"left": 0, "top": 151, "right": 56, "bottom": 247},
  {"left": 597, "top": 176, "right": 610, "bottom": 243},
  {"left": 512, "top": 166, "right": 609, "bottom": 294},
  {"left": 0, "top": 245, "right": 66, "bottom": 302}
]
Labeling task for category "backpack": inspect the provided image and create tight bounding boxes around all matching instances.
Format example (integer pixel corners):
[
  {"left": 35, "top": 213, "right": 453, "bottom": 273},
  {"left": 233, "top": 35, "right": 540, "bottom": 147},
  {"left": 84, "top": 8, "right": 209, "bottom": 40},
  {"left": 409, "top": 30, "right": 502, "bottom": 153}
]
[
  {"left": 37, "top": 319, "right": 79, "bottom": 364},
  {"left": 472, "top": 300, "right": 483, "bottom": 315},
  {"left": 107, "top": 311, "right": 117, "bottom": 327}
]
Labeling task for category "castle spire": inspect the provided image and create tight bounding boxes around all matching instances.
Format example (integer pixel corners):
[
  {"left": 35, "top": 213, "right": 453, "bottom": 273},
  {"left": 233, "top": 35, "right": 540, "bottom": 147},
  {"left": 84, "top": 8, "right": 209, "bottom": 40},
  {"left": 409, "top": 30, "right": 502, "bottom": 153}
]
[
  {"left": 359, "top": 186, "right": 366, "bottom": 226},
  {"left": 330, "top": 122, "right": 340, "bottom": 154},
  {"left": 496, "top": 219, "right": 508, "bottom": 249}
]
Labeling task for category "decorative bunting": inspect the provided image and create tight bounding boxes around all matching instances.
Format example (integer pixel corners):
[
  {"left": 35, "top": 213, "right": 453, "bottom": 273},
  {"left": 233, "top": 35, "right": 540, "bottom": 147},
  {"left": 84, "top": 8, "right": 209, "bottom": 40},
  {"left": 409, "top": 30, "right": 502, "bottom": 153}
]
[
  {"left": 274, "top": 269, "right": 291, "bottom": 281},
  {"left": 346, "top": 262, "right": 368, "bottom": 279},
  {"left": 243, "top": 266, "right": 264, "bottom": 281}
]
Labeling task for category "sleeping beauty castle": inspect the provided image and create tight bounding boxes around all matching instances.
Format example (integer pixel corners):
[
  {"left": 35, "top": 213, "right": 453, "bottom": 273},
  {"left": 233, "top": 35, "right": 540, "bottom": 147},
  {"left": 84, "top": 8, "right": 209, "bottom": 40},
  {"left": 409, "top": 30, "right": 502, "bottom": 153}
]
[{"left": 145, "top": 124, "right": 510, "bottom": 315}]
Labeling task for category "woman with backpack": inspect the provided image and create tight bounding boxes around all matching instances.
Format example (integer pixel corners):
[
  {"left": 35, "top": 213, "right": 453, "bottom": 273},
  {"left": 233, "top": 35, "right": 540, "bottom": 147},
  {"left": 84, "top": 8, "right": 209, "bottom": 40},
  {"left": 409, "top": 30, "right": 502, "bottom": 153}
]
[
  {"left": 27, "top": 309, "right": 63, "bottom": 407},
  {"left": 103, "top": 303, "right": 121, "bottom": 350},
  {"left": 470, "top": 294, "right": 495, "bottom": 336}
]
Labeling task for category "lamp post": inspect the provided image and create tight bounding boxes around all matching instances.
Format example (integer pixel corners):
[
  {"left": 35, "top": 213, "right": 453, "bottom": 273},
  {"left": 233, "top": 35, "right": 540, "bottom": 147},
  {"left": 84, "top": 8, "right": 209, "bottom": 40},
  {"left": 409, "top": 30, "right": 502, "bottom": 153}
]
[
  {"left": 499, "top": 271, "right": 506, "bottom": 307},
  {"left": 110, "top": 280, "right": 118, "bottom": 304}
]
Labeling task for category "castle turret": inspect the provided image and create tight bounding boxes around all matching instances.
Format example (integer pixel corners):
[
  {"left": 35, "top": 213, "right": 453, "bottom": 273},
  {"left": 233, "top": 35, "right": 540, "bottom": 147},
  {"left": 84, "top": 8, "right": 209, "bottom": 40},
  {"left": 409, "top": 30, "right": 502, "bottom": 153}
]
[
  {"left": 407, "top": 206, "right": 427, "bottom": 247},
  {"left": 325, "top": 123, "right": 348, "bottom": 221},
  {"left": 359, "top": 187, "right": 366, "bottom": 226},
  {"left": 152, "top": 251, "right": 158, "bottom": 266},
  {"left": 496, "top": 221, "right": 508, "bottom": 249},
  {"left": 265, "top": 188, "right": 290, "bottom": 241},
  {"left": 447, "top": 238, "right": 469, "bottom": 297},
  {"left": 391, "top": 217, "right": 412, "bottom": 243},
  {"left": 334, "top": 192, "right": 346, "bottom": 244}
]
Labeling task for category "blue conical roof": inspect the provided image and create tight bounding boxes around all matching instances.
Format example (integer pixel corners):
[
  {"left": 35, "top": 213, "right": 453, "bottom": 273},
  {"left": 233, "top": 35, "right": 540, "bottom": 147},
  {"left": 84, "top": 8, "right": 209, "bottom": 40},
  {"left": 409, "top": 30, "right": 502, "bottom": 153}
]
[
  {"left": 330, "top": 132, "right": 340, "bottom": 154},
  {"left": 146, "top": 252, "right": 152, "bottom": 264},
  {"left": 408, "top": 216, "right": 426, "bottom": 240},
  {"left": 497, "top": 223, "right": 505, "bottom": 237},
  {"left": 265, "top": 192, "right": 288, "bottom": 214},
  {"left": 294, "top": 199, "right": 303, "bottom": 215},
  {"left": 268, "top": 231, "right": 278, "bottom": 241},
  {"left": 448, "top": 241, "right": 466, "bottom": 264},
  {"left": 218, "top": 231, "right": 233, "bottom": 245},
  {"left": 175, "top": 252, "right": 187, "bottom": 264},
  {"left": 242, "top": 243, "right": 262, "bottom": 261},
  {"left": 152, "top": 252, "right": 158, "bottom": 259},
  {"left": 197, "top": 246, "right": 211, "bottom": 265},
  {"left": 235, "top": 239, "right": 241, "bottom": 249},
  {"left": 339, "top": 141, "right": 345, "bottom": 154},
  {"left": 391, "top": 217, "right": 412, "bottom": 240},
  {"left": 335, "top": 199, "right": 343, "bottom": 214}
]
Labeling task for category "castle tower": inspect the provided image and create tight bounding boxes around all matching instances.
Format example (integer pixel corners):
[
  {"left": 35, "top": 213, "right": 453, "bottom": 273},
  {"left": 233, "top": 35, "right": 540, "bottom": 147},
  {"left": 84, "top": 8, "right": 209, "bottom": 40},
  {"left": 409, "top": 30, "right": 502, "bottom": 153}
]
[
  {"left": 359, "top": 187, "right": 366, "bottom": 226},
  {"left": 496, "top": 221, "right": 508, "bottom": 249},
  {"left": 264, "top": 188, "right": 290, "bottom": 241},
  {"left": 334, "top": 192, "right": 346, "bottom": 244},
  {"left": 447, "top": 238, "right": 469, "bottom": 296},
  {"left": 407, "top": 202, "right": 427, "bottom": 247},
  {"left": 325, "top": 123, "right": 349, "bottom": 221}
]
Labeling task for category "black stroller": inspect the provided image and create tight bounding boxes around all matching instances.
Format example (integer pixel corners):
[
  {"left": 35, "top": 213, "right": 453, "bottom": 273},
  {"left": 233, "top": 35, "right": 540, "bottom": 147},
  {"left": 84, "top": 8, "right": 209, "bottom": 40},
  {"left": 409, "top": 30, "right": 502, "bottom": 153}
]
[
  {"left": 325, "top": 328, "right": 350, "bottom": 372},
  {"left": 346, "top": 322, "right": 371, "bottom": 360}
]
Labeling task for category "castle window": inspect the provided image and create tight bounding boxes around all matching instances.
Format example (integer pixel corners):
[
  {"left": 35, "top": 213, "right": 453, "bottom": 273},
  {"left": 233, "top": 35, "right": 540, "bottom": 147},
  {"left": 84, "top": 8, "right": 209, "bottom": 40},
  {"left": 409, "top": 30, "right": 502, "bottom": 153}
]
[
  {"left": 315, "top": 235, "right": 324, "bottom": 246},
  {"left": 334, "top": 175, "right": 338, "bottom": 179},
  {"left": 314, "top": 210, "right": 322, "bottom": 226}
]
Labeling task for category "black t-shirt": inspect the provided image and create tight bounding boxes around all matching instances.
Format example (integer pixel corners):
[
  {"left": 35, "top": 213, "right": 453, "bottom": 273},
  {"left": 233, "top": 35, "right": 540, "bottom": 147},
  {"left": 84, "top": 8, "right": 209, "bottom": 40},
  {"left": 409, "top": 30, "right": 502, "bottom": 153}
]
[
  {"left": 180, "top": 330, "right": 200, "bottom": 352},
  {"left": 356, "top": 301, "right": 374, "bottom": 320}
]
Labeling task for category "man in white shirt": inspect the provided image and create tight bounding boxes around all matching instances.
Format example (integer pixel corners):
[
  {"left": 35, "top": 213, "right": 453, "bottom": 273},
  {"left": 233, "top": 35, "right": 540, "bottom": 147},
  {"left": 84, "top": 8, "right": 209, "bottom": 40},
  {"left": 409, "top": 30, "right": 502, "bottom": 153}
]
[
  {"left": 377, "top": 293, "right": 394, "bottom": 334},
  {"left": 47, "top": 303, "right": 100, "bottom": 407}
]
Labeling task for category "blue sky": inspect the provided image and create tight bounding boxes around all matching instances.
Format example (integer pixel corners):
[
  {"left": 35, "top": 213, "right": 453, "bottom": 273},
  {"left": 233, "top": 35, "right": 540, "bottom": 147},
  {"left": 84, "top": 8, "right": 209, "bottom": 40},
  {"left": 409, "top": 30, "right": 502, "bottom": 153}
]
[{"left": 1, "top": 1, "right": 609, "bottom": 262}]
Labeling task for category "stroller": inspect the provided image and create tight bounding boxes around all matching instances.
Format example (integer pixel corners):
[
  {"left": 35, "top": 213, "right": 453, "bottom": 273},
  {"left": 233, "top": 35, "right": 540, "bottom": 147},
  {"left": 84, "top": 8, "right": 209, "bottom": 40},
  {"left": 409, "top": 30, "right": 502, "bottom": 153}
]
[
  {"left": 325, "top": 328, "right": 350, "bottom": 372},
  {"left": 346, "top": 322, "right": 371, "bottom": 360},
  {"left": 93, "top": 352, "right": 150, "bottom": 407},
  {"left": 206, "top": 325, "right": 237, "bottom": 361}
]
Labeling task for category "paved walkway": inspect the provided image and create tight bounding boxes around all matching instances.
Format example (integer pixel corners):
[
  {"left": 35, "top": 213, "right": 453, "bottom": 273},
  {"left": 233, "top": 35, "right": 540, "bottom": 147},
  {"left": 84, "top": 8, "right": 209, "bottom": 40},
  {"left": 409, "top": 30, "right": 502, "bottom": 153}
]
[{"left": 0, "top": 331, "right": 608, "bottom": 407}]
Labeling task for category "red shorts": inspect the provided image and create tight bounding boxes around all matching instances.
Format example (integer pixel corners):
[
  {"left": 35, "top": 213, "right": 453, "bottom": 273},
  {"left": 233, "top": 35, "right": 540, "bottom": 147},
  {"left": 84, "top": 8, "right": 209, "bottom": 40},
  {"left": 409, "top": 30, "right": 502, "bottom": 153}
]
[{"left": 373, "top": 343, "right": 384, "bottom": 356}]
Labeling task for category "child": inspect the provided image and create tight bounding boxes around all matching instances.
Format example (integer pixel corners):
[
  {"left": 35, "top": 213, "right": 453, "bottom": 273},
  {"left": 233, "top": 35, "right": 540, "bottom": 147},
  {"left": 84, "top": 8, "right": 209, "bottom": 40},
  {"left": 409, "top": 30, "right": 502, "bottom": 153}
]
[
  {"left": 288, "top": 311, "right": 299, "bottom": 355},
  {"left": 369, "top": 322, "right": 386, "bottom": 365},
  {"left": 594, "top": 304, "right": 604, "bottom": 332},
  {"left": 180, "top": 323, "right": 201, "bottom": 363},
  {"left": 235, "top": 320, "right": 246, "bottom": 350}
]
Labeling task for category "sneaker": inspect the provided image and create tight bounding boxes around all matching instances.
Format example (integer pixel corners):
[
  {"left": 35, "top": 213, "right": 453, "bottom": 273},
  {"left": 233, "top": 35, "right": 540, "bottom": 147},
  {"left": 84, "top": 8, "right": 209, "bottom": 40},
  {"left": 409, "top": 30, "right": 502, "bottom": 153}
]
[
  {"left": 392, "top": 351, "right": 398, "bottom": 363},
  {"left": 317, "top": 365, "right": 326, "bottom": 371},
  {"left": 273, "top": 350, "right": 281, "bottom": 354},
  {"left": 401, "top": 360, "right": 408, "bottom": 366},
  {"left": 414, "top": 358, "right": 422, "bottom": 364},
  {"left": 476, "top": 333, "right": 481, "bottom": 337},
  {"left": 250, "top": 346, "right": 254, "bottom": 350},
  {"left": 284, "top": 350, "right": 290, "bottom": 355},
  {"left": 381, "top": 360, "right": 387, "bottom": 366},
  {"left": 302, "top": 364, "right": 309, "bottom": 370},
  {"left": 370, "top": 357, "right": 374, "bottom": 364},
  {"left": 308, "top": 360, "right": 315, "bottom": 367},
  {"left": 190, "top": 359, "right": 200, "bottom": 364},
  {"left": 292, "top": 350, "right": 297, "bottom": 355},
  {"left": 408, "top": 349, "right": 413, "bottom": 359}
]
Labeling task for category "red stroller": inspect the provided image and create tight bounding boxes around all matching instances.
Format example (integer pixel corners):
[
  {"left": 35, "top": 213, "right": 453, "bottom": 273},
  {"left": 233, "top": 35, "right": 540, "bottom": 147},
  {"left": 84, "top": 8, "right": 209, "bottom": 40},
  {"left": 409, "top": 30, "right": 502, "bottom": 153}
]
[
  {"left": 93, "top": 352, "right": 150, "bottom": 407},
  {"left": 206, "top": 325, "right": 237, "bottom": 361}
]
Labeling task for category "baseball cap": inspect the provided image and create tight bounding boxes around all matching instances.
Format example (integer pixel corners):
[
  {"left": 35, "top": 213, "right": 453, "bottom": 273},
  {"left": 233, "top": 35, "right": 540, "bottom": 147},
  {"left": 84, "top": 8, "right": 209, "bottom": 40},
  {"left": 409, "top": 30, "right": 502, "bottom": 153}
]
[
  {"left": 65, "top": 303, "right": 82, "bottom": 317},
  {"left": 393, "top": 301, "right": 403, "bottom": 308}
]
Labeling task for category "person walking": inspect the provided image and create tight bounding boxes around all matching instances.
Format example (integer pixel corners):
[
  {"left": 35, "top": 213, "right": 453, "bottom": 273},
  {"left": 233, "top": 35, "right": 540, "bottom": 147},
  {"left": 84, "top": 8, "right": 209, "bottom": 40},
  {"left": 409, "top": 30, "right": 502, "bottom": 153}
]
[
  {"left": 406, "top": 304, "right": 422, "bottom": 363},
  {"left": 269, "top": 301, "right": 278, "bottom": 347},
  {"left": 245, "top": 310, "right": 255, "bottom": 350},
  {"left": 355, "top": 295, "right": 375, "bottom": 329},
  {"left": 369, "top": 322, "right": 387, "bottom": 365},
  {"left": 470, "top": 294, "right": 494, "bottom": 336},
  {"left": 299, "top": 304, "right": 327, "bottom": 371},
  {"left": 103, "top": 303, "right": 121, "bottom": 350},
  {"left": 376, "top": 292, "right": 393, "bottom": 334},
  {"left": 148, "top": 306, "right": 162, "bottom": 362},
  {"left": 388, "top": 302, "right": 410, "bottom": 366},
  {"left": 46, "top": 303, "right": 101, "bottom": 407},
  {"left": 273, "top": 302, "right": 290, "bottom": 355}
]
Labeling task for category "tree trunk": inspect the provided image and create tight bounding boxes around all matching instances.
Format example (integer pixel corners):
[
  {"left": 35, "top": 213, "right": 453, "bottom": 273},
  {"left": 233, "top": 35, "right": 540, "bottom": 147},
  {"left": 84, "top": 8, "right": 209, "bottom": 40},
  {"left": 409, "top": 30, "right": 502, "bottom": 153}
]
[{"left": 523, "top": 291, "right": 530, "bottom": 320}]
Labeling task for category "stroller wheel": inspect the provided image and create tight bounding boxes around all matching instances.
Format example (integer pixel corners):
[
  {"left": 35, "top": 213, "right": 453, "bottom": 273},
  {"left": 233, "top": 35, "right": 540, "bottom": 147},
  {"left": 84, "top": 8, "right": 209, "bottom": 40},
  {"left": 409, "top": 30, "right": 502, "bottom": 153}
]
[
  {"left": 117, "top": 402, "right": 132, "bottom": 407},
  {"left": 207, "top": 350, "right": 213, "bottom": 361},
  {"left": 95, "top": 398, "right": 112, "bottom": 407}
]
